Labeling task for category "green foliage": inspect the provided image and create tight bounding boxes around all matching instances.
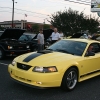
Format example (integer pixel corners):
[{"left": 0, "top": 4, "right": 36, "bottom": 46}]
[
  {"left": 32, "top": 24, "right": 39, "bottom": 33},
  {"left": 0, "top": 26, "right": 4, "bottom": 31},
  {"left": 43, "top": 24, "right": 50, "bottom": 29},
  {"left": 48, "top": 8, "right": 99, "bottom": 36}
]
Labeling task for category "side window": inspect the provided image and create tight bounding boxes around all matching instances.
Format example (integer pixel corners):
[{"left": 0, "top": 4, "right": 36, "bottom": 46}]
[{"left": 90, "top": 43, "right": 100, "bottom": 53}]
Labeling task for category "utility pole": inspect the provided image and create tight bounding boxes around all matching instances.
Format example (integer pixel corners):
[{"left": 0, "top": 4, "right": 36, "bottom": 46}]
[
  {"left": 12, "top": 0, "right": 14, "bottom": 28},
  {"left": 44, "top": 19, "right": 45, "bottom": 24}
]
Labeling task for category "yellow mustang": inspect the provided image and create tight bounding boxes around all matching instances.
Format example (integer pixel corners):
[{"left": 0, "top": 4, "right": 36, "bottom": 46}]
[{"left": 8, "top": 39, "right": 100, "bottom": 91}]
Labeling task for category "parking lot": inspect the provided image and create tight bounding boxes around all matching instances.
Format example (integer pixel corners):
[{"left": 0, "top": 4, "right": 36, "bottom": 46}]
[{"left": 0, "top": 57, "right": 100, "bottom": 100}]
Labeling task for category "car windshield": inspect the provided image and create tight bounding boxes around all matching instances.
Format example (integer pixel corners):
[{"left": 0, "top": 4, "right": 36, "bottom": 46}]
[
  {"left": 0, "top": 31, "right": 3, "bottom": 36},
  {"left": 19, "top": 34, "right": 36, "bottom": 41},
  {"left": 47, "top": 40, "right": 87, "bottom": 56},
  {"left": 26, "top": 34, "right": 36, "bottom": 40}
]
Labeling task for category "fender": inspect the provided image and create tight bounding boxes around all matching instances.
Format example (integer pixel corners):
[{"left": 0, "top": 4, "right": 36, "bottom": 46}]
[{"left": 59, "top": 61, "right": 80, "bottom": 80}]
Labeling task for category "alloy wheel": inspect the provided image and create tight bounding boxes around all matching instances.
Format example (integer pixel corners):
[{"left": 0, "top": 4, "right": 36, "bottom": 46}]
[{"left": 66, "top": 70, "right": 77, "bottom": 90}]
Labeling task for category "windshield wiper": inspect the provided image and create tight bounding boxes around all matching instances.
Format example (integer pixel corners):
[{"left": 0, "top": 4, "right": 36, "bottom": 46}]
[{"left": 56, "top": 49, "right": 74, "bottom": 55}]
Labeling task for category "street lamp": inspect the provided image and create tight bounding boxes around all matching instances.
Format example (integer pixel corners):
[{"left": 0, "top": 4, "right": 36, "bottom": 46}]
[{"left": 12, "top": 0, "right": 17, "bottom": 28}]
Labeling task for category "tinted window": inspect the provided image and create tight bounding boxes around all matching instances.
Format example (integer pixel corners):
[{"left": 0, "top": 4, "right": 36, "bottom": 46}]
[
  {"left": 0, "top": 31, "right": 3, "bottom": 36},
  {"left": 19, "top": 35, "right": 28, "bottom": 41},
  {"left": 89, "top": 43, "right": 100, "bottom": 53},
  {"left": 26, "top": 34, "right": 36, "bottom": 40},
  {"left": 19, "top": 34, "right": 36, "bottom": 41},
  {"left": 48, "top": 40, "right": 87, "bottom": 56}
]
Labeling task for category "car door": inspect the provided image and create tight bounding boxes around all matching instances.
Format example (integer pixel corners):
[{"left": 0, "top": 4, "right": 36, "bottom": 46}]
[{"left": 80, "top": 43, "right": 100, "bottom": 76}]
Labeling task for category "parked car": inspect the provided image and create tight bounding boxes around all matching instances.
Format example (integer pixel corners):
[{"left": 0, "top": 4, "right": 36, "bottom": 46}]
[
  {"left": 0, "top": 29, "right": 30, "bottom": 59},
  {"left": 8, "top": 38, "right": 100, "bottom": 91},
  {"left": 18, "top": 29, "right": 54, "bottom": 51},
  {"left": 91, "top": 34, "right": 100, "bottom": 41},
  {"left": 18, "top": 33, "right": 38, "bottom": 51}
]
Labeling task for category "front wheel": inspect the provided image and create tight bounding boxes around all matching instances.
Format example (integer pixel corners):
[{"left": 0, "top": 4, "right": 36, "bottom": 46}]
[{"left": 61, "top": 68, "right": 78, "bottom": 91}]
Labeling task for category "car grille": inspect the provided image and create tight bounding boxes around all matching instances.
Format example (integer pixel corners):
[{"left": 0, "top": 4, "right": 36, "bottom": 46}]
[
  {"left": 17, "top": 63, "right": 32, "bottom": 70},
  {"left": 14, "top": 46, "right": 26, "bottom": 50}
]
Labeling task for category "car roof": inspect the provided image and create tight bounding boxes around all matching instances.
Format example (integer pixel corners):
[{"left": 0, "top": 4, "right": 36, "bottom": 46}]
[{"left": 63, "top": 38, "right": 100, "bottom": 44}]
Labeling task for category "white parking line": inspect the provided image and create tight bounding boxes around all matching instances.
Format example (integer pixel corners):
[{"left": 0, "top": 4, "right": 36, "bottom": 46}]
[{"left": 0, "top": 62, "right": 8, "bottom": 66}]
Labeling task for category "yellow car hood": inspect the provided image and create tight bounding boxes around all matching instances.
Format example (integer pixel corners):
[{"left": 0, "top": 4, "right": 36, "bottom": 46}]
[{"left": 17, "top": 51, "right": 80, "bottom": 66}]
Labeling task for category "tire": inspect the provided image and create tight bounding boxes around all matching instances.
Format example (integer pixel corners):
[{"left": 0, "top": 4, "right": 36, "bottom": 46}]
[
  {"left": 61, "top": 68, "right": 78, "bottom": 91},
  {"left": 0, "top": 48, "right": 5, "bottom": 59}
]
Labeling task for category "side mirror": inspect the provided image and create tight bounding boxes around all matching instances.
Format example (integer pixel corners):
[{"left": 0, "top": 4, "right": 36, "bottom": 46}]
[{"left": 85, "top": 52, "right": 95, "bottom": 57}]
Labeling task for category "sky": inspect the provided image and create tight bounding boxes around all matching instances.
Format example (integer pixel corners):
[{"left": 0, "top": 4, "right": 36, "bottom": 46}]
[{"left": 0, "top": 0, "right": 99, "bottom": 24}]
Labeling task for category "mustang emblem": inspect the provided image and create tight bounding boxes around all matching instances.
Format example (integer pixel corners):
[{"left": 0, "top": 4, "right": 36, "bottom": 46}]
[{"left": 22, "top": 65, "right": 26, "bottom": 68}]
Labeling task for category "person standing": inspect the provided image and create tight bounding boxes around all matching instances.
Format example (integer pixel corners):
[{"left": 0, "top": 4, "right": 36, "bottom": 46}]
[
  {"left": 37, "top": 29, "right": 44, "bottom": 51},
  {"left": 51, "top": 28, "right": 61, "bottom": 44},
  {"left": 59, "top": 31, "right": 64, "bottom": 39},
  {"left": 83, "top": 34, "right": 88, "bottom": 39}
]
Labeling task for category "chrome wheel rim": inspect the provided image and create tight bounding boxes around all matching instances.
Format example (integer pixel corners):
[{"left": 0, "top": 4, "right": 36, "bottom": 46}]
[{"left": 66, "top": 71, "right": 77, "bottom": 89}]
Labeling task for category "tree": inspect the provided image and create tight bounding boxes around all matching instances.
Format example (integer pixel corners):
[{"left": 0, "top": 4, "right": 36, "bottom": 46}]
[
  {"left": 43, "top": 24, "right": 50, "bottom": 29},
  {"left": 48, "top": 8, "right": 99, "bottom": 36},
  {"left": 84, "top": 15, "right": 99, "bottom": 34},
  {"left": 0, "top": 26, "right": 4, "bottom": 31},
  {"left": 32, "top": 24, "right": 39, "bottom": 33}
]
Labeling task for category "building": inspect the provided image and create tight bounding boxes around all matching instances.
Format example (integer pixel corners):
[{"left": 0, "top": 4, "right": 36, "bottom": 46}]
[
  {"left": 0, "top": 20, "right": 53, "bottom": 30},
  {"left": 0, "top": 20, "right": 25, "bottom": 29}
]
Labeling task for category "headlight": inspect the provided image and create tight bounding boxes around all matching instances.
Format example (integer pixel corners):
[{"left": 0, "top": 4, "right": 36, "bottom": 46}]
[
  {"left": 26, "top": 45, "right": 30, "bottom": 48},
  {"left": 8, "top": 46, "right": 13, "bottom": 49},
  {"left": 33, "top": 66, "right": 58, "bottom": 73},
  {"left": 12, "top": 60, "right": 16, "bottom": 66}
]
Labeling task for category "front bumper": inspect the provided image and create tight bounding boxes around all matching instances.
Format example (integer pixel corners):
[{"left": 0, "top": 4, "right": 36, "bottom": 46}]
[
  {"left": 5, "top": 49, "right": 30, "bottom": 56},
  {"left": 8, "top": 64, "right": 62, "bottom": 88}
]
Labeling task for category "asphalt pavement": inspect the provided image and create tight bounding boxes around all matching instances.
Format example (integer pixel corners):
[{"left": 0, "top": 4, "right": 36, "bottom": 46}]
[{"left": 0, "top": 57, "right": 100, "bottom": 100}]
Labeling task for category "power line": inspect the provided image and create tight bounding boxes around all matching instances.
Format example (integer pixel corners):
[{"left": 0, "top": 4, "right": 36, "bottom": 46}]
[
  {"left": 75, "top": 0, "right": 90, "bottom": 3},
  {"left": 64, "top": 0, "right": 90, "bottom": 5},
  {"left": 0, "top": 0, "right": 91, "bottom": 20},
  {"left": 0, "top": 2, "right": 90, "bottom": 18},
  {"left": 0, "top": 10, "right": 46, "bottom": 19},
  {"left": 0, "top": 7, "right": 48, "bottom": 16},
  {"left": 43, "top": 0, "right": 90, "bottom": 5},
  {"left": 38, "top": 0, "right": 90, "bottom": 8},
  {"left": 0, "top": 0, "right": 91, "bottom": 16}
]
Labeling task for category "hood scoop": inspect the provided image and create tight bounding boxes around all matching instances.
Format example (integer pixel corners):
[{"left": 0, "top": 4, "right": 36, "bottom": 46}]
[
  {"left": 37, "top": 50, "right": 53, "bottom": 54},
  {"left": 23, "top": 50, "right": 53, "bottom": 62}
]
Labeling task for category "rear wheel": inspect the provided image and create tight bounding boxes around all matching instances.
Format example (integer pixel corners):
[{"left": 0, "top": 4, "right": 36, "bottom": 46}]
[
  {"left": 0, "top": 48, "right": 5, "bottom": 59},
  {"left": 61, "top": 68, "right": 78, "bottom": 91}
]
